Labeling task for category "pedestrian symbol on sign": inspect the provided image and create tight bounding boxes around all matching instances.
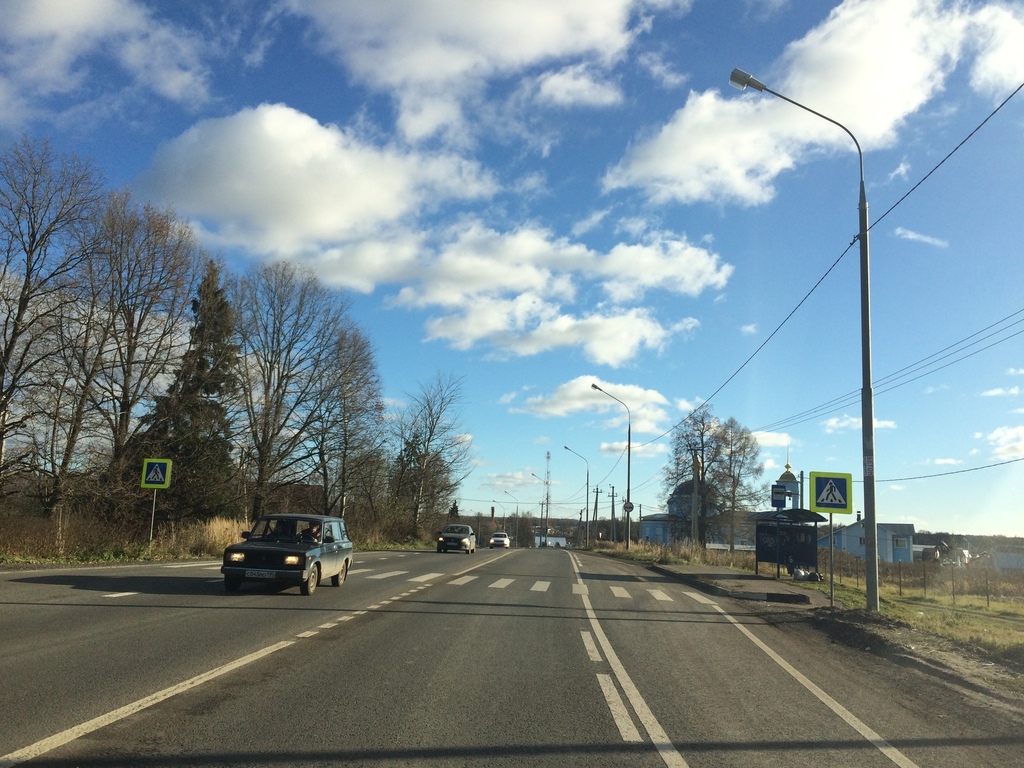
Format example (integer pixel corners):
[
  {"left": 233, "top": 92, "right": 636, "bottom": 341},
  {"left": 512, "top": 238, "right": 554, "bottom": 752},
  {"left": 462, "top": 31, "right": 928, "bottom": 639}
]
[
  {"left": 809, "top": 472, "right": 853, "bottom": 514},
  {"left": 141, "top": 458, "right": 172, "bottom": 489},
  {"left": 817, "top": 480, "right": 845, "bottom": 506}
]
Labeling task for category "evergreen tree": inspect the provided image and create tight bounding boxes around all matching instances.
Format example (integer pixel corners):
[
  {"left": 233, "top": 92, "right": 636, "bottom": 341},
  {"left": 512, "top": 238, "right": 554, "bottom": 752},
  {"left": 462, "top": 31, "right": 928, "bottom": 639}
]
[{"left": 133, "top": 259, "right": 240, "bottom": 522}]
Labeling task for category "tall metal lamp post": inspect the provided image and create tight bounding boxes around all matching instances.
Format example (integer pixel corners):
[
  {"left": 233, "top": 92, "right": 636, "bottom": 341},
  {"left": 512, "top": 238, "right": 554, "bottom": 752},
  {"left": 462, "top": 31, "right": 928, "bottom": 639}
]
[
  {"left": 564, "top": 445, "right": 590, "bottom": 547},
  {"left": 729, "top": 68, "right": 879, "bottom": 611},
  {"left": 591, "top": 383, "right": 632, "bottom": 550}
]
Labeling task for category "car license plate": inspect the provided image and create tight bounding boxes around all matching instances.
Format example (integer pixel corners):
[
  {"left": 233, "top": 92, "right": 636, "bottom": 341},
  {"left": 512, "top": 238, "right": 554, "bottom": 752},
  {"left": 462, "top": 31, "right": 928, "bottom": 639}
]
[{"left": 245, "top": 569, "right": 275, "bottom": 579}]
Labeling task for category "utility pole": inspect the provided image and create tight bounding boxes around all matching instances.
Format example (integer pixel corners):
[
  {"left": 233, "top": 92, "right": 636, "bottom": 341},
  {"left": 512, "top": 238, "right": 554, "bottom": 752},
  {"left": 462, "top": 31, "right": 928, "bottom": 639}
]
[
  {"left": 544, "top": 450, "right": 551, "bottom": 548},
  {"left": 592, "top": 486, "right": 603, "bottom": 542},
  {"left": 609, "top": 485, "right": 616, "bottom": 542}
]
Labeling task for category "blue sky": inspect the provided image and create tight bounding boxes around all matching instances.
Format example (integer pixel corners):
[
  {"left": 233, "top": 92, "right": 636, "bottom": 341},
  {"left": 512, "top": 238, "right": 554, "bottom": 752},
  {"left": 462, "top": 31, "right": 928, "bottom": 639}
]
[{"left": 3, "top": 0, "right": 1023, "bottom": 537}]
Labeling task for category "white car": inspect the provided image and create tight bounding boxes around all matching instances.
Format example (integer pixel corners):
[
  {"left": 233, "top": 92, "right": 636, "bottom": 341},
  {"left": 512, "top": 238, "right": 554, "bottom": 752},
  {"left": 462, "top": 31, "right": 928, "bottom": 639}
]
[{"left": 488, "top": 532, "right": 511, "bottom": 549}]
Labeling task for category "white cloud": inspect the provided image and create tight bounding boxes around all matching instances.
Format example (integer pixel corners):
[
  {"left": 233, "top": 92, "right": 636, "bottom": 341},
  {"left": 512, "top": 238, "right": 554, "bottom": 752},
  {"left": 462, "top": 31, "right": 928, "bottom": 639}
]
[
  {"left": 0, "top": 0, "right": 210, "bottom": 126},
  {"left": 741, "top": 324, "right": 758, "bottom": 335},
  {"left": 535, "top": 64, "right": 623, "bottom": 107},
  {"left": 139, "top": 104, "right": 496, "bottom": 264},
  {"left": 605, "top": 0, "right": 972, "bottom": 205},
  {"left": 386, "top": 221, "right": 715, "bottom": 364},
  {"left": 981, "top": 386, "right": 1020, "bottom": 397},
  {"left": 894, "top": 227, "right": 948, "bottom": 248},
  {"left": 988, "top": 425, "right": 1024, "bottom": 459},
  {"left": 967, "top": 4, "right": 1024, "bottom": 100},
  {"left": 637, "top": 51, "right": 686, "bottom": 88},
  {"left": 822, "top": 414, "right": 896, "bottom": 433},
  {"left": 517, "top": 375, "right": 671, "bottom": 435},
  {"left": 754, "top": 431, "right": 791, "bottom": 448},
  {"left": 285, "top": 0, "right": 680, "bottom": 142}
]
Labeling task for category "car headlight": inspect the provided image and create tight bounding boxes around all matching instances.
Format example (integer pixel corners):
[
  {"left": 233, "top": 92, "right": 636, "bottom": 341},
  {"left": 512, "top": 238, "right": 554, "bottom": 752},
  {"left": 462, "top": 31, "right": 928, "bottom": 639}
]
[
  {"left": 438, "top": 536, "right": 445, "bottom": 542},
  {"left": 284, "top": 555, "right": 302, "bottom": 566},
  {"left": 228, "top": 552, "right": 245, "bottom": 563},
  {"left": 461, "top": 538, "right": 470, "bottom": 546}
]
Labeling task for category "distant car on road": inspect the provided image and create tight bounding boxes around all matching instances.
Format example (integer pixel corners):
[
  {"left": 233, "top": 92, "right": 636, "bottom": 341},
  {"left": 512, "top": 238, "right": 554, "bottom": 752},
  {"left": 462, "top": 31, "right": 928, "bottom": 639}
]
[
  {"left": 221, "top": 514, "right": 354, "bottom": 595},
  {"left": 437, "top": 524, "right": 476, "bottom": 554},
  {"left": 489, "top": 532, "right": 511, "bottom": 548}
]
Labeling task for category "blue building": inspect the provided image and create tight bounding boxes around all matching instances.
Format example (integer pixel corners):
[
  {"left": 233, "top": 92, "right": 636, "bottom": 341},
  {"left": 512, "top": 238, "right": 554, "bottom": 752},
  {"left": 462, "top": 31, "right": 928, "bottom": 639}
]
[{"left": 818, "top": 521, "right": 916, "bottom": 563}]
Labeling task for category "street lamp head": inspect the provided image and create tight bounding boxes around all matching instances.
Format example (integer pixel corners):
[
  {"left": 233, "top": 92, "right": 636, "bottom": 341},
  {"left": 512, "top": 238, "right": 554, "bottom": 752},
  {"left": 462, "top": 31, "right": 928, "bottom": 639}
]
[
  {"left": 590, "top": 383, "right": 602, "bottom": 392},
  {"left": 729, "top": 68, "right": 766, "bottom": 92}
]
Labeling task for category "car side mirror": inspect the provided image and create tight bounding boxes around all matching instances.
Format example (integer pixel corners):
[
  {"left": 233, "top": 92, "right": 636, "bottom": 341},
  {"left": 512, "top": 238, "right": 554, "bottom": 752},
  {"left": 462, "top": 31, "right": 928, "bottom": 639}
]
[
  {"left": 323, "top": 534, "right": 335, "bottom": 543},
  {"left": 241, "top": 531, "right": 251, "bottom": 539}
]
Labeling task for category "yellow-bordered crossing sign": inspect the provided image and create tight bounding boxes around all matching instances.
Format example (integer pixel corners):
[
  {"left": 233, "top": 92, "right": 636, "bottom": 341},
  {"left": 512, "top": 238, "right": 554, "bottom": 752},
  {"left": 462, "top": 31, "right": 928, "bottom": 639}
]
[
  {"left": 809, "top": 471, "right": 853, "bottom": 514},
  {"left": 141, "top": 458, "right": 172, "bottom": 489}
]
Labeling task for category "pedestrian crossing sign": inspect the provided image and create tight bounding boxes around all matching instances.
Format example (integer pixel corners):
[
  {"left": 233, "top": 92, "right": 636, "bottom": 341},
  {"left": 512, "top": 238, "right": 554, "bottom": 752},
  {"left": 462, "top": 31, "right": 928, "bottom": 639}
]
[
  {"left": 809, "top": 472, "right": 853, "bottom": 514},
  {"left": 141, "top": 458, "right": 172, "bottom": 489}
]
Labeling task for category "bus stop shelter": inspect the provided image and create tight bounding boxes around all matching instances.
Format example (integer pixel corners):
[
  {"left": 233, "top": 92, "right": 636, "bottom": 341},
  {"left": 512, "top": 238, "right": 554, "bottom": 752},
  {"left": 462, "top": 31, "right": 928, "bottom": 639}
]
[{"left": 752, "top": 508, "right": 827, "bottom": 578}]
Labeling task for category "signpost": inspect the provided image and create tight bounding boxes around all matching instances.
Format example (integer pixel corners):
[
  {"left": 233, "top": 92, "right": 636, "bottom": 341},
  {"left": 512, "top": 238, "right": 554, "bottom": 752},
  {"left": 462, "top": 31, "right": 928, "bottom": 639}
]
[
  {"left": 809, "top": 471, "right": 853, "bottom": 608},
  {"left": 141, "top": 459, "right": 173, "bottom": 544}
]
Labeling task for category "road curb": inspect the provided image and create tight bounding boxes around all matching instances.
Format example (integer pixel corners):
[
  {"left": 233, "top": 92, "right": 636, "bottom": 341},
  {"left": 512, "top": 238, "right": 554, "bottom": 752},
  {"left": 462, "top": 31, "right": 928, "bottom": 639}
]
[{"left": 648, "top": 564, "right": 810, "bottom": 604}]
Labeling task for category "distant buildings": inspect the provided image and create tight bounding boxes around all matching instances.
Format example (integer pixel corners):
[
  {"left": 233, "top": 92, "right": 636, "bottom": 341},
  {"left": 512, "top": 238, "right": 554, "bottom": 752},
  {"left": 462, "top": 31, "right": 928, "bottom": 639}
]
[{"left": 818, "top": 521, "right": 916, "bottom": 564}]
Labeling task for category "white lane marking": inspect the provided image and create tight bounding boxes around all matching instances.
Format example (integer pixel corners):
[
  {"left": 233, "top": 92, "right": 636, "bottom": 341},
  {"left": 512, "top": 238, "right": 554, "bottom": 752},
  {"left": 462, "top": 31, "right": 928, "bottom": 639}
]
[
  {"left": 682, "top": 591, "right": 716, "bottom": 605},
  {"left": 581, "top": 631, "right": 602, "bottom": 662},
  {"left": 648, "top": 589, "right": 672, "bottom": 602},
  {"left": 409, "top": 573, "right": 444, "bottom": 582},
  {"left": 489, "top": 578, "right": 515, "bottom": 589},
  {"left": 531, "top": 581, "right": 550, "bottom": 592},
  {"left": 712, "top": 604, "right": 919, "bottom": 767},
  {"left": 163, "top": 562, "right": 220, "bottom": 569},
  {"left": 104, "top": 592, "right": 137, "bottom": 599},
  {"left": 449, "top": 576, "right": 477, "bottom": 585},
  {"left": 318, "top": 623, "right": 337, "bottom": 629},
  {"left": 573, "top": 583, "right": 589, "bottom": 595},
  {"left": 610, "top": 586, "right": 630, "bottom": 599},
  {"left": 0, "top": 641, "right": 294, "bottom": 768},
  {"left": 597, "top": 674, "right": 643, "bottom": 743},
  {"left": 296, "top": 631, "right": 318, "bottom": 638},
  {"left": 571, "top": 561, "right": 688, "bottom": 768},
  {"left": 347, "top": 568, "right": 373, "bottom": 575},
  {"left": 366, "top": 571, "right": 408, "bottom": 580}
]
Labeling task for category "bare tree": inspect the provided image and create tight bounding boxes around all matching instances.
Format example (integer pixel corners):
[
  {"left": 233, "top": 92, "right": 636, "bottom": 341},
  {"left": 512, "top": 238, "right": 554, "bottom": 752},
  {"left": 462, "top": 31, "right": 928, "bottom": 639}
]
[
  {"left": 231, "top": 261, "right": 349, "bottom": 520},
  {"left": 707, "top": 417, "right": 764, "bottom": 550},
  {"left": 0, "top": 137, "right": 103, "bottom": 491},
  {"left": 89, "top": 191, "right": 202, "bottom": 476},
  {"left": 665, "top": 405, "right": 764, "bottom": 547},
  {"left": 307, "top": 322, "right": 385, "bottom": 518},
  {"left": 392, "top": 373, "right": 472, "bottom": 536}
]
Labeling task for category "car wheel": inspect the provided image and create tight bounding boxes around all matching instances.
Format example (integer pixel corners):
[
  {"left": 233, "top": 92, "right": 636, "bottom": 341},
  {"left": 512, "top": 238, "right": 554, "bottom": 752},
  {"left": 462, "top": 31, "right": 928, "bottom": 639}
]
[
  {"left": 301, "top": 563, "right": 320, "bottom": 596},
  {"left": 331, "top": 559, "right": 348, "bottom": 587},
  {"left": 224, "top": 577, "right": 241, "bottom": 593}
]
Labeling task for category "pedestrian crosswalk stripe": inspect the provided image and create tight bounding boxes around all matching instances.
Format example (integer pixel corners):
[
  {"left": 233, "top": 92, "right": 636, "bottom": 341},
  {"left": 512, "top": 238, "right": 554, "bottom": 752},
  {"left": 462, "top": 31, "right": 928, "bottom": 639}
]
[
  {"left": 610, "top": 586, "right": 630, "bottom": 598},
  {"left": 489, "top": 578, "right": 515, "bottom": 589},
  {"left": 366, "top": 571, "right": 408, "bottom": 580},
  {"left": 531, "top": 581, "right": 550, "bottom": 592}
]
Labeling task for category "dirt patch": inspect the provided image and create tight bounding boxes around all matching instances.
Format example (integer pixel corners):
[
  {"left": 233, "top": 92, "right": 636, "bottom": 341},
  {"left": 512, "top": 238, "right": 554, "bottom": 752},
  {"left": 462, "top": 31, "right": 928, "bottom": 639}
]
[{"left": 799, "top": 606, "right": 1024, "bottom": 712}]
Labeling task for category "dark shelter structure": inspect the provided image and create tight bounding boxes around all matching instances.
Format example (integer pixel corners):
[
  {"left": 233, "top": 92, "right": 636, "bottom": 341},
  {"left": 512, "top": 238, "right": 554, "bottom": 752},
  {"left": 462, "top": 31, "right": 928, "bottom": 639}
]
[{"left": 752, "top": 508, "right": 826, "bottom": 578}]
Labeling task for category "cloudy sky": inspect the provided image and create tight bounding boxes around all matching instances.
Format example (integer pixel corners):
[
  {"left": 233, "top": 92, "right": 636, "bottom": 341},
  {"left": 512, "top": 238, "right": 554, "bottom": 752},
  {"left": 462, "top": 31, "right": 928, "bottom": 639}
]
[{"left": 3, "top": 0, "right": 1023, "bottom": 537}]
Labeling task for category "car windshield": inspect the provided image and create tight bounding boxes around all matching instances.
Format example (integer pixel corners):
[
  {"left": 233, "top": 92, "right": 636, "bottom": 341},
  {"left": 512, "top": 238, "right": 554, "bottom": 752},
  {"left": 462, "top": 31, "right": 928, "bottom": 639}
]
[
  {"left": 443, "top": 525, "right": 470, "bottom": 534},
  {"left": 250, "top": 518, "right": 323, "bottom": 541}
]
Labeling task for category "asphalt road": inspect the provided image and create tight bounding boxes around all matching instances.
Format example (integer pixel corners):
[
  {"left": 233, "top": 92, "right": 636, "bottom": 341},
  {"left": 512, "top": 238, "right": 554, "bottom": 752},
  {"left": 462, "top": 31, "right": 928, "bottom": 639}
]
[{"left": 1, "top": 548, "right": 1021, "bottom": 767}]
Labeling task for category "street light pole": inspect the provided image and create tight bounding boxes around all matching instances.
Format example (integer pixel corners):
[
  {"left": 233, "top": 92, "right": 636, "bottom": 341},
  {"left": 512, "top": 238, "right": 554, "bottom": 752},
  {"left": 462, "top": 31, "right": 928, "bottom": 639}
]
[
  {"left": 591, "top": 383, "right": 632, "bottom": 550},
  {"left": 729, "top": 68, "right": 879, "bottom": 610},
  {"left": 564, "top": 445, "right": 590, "bottom": 547},
  {"left": 504, "top": 490, "right": 519, "bottom": 547}
]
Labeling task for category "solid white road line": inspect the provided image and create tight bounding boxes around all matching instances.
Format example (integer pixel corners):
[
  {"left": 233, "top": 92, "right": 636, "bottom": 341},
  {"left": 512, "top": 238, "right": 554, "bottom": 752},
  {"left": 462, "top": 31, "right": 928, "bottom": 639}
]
[
  {"left": 0, "top": 641, "right": 295, "bottom": 768},
  {"left": 711, "top": 603, "right": 920, "bottom": 768},
  {"left": 597, "top": 674, "right": 643, "bottom": 743}
]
